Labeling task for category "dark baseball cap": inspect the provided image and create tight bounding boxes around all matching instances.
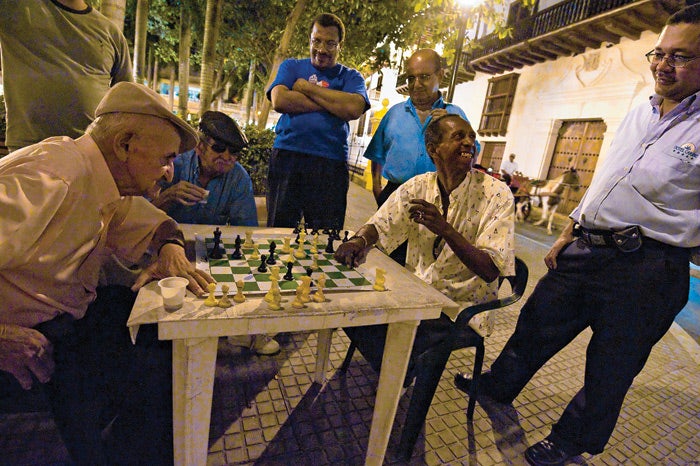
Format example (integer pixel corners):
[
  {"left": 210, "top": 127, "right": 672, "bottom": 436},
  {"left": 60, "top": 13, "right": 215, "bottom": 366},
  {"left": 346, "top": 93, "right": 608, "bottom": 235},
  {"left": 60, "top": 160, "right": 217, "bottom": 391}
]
[{"left": 199, "top": 111, "right": 248, "bottom": 153}]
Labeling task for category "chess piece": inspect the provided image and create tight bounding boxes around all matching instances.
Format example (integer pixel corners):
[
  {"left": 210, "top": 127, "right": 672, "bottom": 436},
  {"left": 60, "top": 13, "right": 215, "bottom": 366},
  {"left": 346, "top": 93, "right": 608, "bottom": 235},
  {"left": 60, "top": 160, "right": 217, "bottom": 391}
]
[
  {"left": 311, "top": 254, "right": 319, "bottom": 271},
  {"left": 217, "top": 284, "right": 232, "bottom": 307},
  {"left": 313, "top": 273, "right": 326, "bottom": 302},
  {"left": 243, "top": 230, "right": 254, "bottom": 248},
  {"left": 270, "top": 266, "right": 280, "bottom": 281},
  {"left": 250, "top": 243, "right": 260, "bottom": 260},
  {"left": 299, "top": 276, "right": 312, "bottom": 303},
  {"left": 325, "top": 237, "right": 334, "bottom": 254},
  {"left": 373, "top": 268, "right": 386, "bottom": 291},
  {"left": 283, "top": 262, "right": 294, "bottom": 281},
  {"left": 298, "top": 230, "right": 307, "bottom": 245},
  {"left": 204, "top": 282, "right": 218, "bottom": 306},
  {"left": 294, "top": 241, "right": 306, "bottom": 259},
  {"left": 342, "top": 231, "right": 349, "bottom": 242},
  {"left": 231, "top": 235, "right": 242, "bottom": 259},
  {"left": 292, "top": 285, "right": 305, "bottom": 308},
  {"left": 266, "top": 242, "right": 277, "bottom": 265},
  {"left": 210, "top": 227, "right": 224, "bottom": 259},
  {"left": 310, "top": 234, "right": 318, "bottom": 254},
  {"left": 281, "top": 237, "right": 291, "bottom": 253},
  {"left": 233, "top": 279, "right": 246, "bottom": 303},
  {"left": 257, "top": 255, "right": 268, "bottom": 273}
]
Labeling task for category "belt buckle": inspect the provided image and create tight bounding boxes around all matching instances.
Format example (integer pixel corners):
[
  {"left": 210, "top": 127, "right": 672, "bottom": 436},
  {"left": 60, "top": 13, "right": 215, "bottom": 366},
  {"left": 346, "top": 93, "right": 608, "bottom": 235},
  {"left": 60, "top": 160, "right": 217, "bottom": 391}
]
[{"left": 589, "top": 233, "right": 607, "bottom": 246}]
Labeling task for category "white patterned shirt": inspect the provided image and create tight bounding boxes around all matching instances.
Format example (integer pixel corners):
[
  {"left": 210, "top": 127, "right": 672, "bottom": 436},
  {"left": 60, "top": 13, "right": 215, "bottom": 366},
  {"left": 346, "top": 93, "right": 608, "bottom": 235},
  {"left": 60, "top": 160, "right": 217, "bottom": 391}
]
[{"left": 369, "top": 170, "right": 515, "bottom": 334}]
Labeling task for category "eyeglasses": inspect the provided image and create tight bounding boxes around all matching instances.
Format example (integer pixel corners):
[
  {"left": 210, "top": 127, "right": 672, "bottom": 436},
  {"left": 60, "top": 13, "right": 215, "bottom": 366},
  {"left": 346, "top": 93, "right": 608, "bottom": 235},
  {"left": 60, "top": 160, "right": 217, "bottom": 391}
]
[
  {"left": 645, "top": 50, "right": 699, "bottom": 68},
  {"left": 200, "top": 135, "right": 237, "bottom": 155},
  {"left": 406, "top": 72, "right": 437, "bottom": 86},
  {"left": 310, "top": 38, "right": 339, "bottom": 50}
]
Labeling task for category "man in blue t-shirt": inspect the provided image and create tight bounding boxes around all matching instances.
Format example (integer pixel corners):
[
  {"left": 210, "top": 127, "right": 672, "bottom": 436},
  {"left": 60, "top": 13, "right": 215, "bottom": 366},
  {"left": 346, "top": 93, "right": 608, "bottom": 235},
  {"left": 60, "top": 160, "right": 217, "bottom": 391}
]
[{"left": 266, "top": 12, "right": 370, "bottom": 230}]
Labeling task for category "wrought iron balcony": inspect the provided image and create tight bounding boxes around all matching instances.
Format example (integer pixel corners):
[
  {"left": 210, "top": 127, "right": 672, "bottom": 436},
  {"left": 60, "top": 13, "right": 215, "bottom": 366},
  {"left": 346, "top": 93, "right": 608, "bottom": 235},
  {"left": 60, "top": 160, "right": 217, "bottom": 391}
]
[{"left": 465, "top": 0, "right": 682, "bottom": 76}]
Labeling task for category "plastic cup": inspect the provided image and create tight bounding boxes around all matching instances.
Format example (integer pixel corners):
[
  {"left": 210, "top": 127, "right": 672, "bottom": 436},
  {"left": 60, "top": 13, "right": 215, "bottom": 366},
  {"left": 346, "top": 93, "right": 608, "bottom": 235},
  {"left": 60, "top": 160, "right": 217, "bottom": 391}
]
[
  {"left": 198, "top": 190, "right": 210, "bottom": 204},
  {"left": 158, "top": 277, "right": 189, "bottom": 311}
]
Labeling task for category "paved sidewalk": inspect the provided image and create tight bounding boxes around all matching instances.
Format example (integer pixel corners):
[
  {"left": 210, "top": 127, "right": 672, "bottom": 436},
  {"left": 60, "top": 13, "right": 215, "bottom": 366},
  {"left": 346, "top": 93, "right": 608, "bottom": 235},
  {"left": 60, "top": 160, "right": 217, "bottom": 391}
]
[{"left": 1, "top": 182, "right": 699, "bottom": 465}]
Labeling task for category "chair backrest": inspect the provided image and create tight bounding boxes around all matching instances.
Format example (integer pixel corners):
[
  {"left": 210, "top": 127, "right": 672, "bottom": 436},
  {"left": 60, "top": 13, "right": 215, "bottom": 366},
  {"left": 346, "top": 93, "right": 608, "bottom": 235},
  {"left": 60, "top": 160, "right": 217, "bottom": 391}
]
[{"left": 455, "top": 256, "right": 529, "bottom": 326}]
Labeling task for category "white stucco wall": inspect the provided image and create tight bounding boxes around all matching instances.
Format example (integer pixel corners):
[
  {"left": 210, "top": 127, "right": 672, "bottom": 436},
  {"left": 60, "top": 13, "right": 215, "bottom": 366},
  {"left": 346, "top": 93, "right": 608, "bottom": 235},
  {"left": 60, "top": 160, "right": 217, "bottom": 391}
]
[{"left": 451, "top": 30, "right": 661, "bottom": 179}]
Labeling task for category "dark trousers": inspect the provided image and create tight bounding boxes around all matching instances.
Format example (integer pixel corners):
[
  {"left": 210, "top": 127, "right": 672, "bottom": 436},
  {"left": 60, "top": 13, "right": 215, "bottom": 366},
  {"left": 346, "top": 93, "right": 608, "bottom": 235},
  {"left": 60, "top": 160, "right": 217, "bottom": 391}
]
[
  {"left": 376, "top": 180, "right": 407, "bottom": 266},
  {"left": 266, "top": 149, "right": 349, "bottom": 230},
  {"left": 0, "top": 286, "right": 173, "bottom": 465},
  {"left": 484, "top": 239, "right": 689, "bottom": 454},
  {"left": 344, "top": 314, "right": 453, "bottom": 384}
]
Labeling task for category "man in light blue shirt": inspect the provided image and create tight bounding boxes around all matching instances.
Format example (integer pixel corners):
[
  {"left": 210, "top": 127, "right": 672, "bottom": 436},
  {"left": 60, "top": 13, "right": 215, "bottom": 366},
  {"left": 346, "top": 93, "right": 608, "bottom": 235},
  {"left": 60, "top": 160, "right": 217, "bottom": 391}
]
[
  {"left": 455, "top": 6, "right": 700, "bottom": 465},
  {"left": 365, "top": 49, "right": 470, "bottom": 207}
]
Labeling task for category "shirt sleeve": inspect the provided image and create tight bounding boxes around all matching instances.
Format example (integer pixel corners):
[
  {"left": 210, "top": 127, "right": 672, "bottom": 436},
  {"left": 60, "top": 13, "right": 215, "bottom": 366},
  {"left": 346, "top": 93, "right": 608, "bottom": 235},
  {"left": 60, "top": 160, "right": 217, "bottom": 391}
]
[
  {"left": 266, "top": 59, "right": 295, "bottom": 100},
  {"left": 343, "top": 68, "right": 371, "bottom": 112},
  {"left": 106, "top": 197, "right": 173, "bottom": 263},
  {"left": 362, "top": 116, "right": 389, "bottom": 165}
]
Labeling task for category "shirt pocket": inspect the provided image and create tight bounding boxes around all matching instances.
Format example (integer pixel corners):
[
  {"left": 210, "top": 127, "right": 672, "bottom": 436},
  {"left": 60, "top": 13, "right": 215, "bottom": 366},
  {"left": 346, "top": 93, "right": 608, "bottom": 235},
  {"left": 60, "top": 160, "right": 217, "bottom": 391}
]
[{"left": 630, "top": 142, "right": 700, "bottom": 202}]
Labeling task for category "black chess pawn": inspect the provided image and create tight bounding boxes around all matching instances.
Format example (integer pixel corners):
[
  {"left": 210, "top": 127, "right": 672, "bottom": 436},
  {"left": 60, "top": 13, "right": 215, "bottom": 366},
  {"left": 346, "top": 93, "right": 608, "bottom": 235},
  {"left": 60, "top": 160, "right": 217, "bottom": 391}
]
[
  {"left": 209, "top": 227, "right": 224, "bottom": 259},
  {"left": 231, "top": 235, "right": 242, "bottom": 259},
  {"left": 325, "top": 237, "right": 335, "bottom": 254},
  {"left": 305, "top": 267, "right": 314, "bottom": 286},
  {"left": 283, "top": 262, "right": 294, "bottom": 281},
  {"left": 342, "top": 231, "right": 349, "bottom": 243},
  {"left": 257, "top": 255, "right": 268, "bottom": 273},
  {"left": 266, "top": 242, "right": 277, "bottom": 265}
]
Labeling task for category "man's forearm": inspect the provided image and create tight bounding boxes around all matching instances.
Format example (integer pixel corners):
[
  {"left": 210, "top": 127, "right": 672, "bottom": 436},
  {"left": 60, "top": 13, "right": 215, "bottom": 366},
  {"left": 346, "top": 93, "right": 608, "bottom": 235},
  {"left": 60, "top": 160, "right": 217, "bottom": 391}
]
[
  {"left": 271, "top": 86, "right": 323, "bottom": 114},
  {"left": 294, "top": 80, "right": 365, "bottom": 121}
]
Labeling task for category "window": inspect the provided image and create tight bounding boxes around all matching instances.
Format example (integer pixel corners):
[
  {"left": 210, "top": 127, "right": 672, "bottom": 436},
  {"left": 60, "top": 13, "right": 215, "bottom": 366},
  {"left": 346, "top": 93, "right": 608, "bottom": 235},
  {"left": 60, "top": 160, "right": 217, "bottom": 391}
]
[{"left": 478, "top": 74, "right": 519, "bottom": 137}]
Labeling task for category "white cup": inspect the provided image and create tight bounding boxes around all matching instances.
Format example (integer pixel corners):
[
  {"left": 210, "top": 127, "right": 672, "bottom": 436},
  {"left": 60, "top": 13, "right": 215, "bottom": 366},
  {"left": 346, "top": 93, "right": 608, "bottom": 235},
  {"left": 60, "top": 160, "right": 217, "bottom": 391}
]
[
  {"left": 158, "top": 277, "right": 189, "bottom": 311},
  {"left": 198, "top": 190, "right": 210, "bottom": 204}
]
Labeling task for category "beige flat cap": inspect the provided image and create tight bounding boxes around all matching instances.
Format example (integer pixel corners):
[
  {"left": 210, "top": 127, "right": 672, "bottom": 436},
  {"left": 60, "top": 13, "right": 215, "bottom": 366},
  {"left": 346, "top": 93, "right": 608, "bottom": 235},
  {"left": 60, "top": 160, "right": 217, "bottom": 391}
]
[{"left": 95, "top": 82, "right": 198, "bottom": 153}]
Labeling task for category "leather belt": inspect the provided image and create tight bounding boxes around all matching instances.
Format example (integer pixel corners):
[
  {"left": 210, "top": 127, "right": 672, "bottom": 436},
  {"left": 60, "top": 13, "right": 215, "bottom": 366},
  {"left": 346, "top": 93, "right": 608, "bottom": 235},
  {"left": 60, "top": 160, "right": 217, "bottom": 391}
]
[{"left": 572, "top": 224, "right": 645, "bottom": 252}]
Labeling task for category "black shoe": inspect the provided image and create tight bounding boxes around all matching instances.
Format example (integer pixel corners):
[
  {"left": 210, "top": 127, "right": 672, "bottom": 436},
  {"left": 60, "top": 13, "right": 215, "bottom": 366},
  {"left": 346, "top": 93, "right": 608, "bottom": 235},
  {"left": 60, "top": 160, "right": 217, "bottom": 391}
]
[
  {"left": 525, "top": 438, "right": 578, "bottom": 466},
  {"left": 453, "top": 372, "right": 472, "bottom": 394}
]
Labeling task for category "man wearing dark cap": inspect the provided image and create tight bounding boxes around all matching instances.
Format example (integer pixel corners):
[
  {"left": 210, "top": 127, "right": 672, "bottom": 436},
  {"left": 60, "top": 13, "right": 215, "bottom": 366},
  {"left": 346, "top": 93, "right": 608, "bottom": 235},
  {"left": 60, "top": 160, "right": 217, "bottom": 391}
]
[
  {"left": 153, "top": 111, "right": 280, "bottom": 355},
  {"left": 153, "top": 110, "right": 258, "bottom": 227},
  {"left": 0, "top": 82, "right": 213, "bottom": 465}
]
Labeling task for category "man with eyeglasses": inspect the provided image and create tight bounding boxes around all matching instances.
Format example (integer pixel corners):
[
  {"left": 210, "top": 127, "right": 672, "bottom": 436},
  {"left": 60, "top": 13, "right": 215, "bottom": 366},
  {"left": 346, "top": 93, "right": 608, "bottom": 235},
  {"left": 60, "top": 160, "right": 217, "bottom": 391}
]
[
  {"left": 454, "top": 5, "right": 700, "bottom": 465},
  {"left": 363, "top": 49, "right": 472, "bottom": 265},
  {"left": 266, "top": 12, "right": 370, "bottom": 231},
  {"left": 153, "top": 111, "right": 258, "bottom": 227},
  {"left": 335, "top": 114, "right": 514, "bottom": 391}
]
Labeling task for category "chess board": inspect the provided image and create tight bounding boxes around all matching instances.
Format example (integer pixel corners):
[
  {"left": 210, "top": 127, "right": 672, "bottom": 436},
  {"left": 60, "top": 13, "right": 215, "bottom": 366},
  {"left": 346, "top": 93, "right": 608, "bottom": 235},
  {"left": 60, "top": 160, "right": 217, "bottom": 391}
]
[{"left": 195, "top": 233, "right": 375, "bottom": 295}]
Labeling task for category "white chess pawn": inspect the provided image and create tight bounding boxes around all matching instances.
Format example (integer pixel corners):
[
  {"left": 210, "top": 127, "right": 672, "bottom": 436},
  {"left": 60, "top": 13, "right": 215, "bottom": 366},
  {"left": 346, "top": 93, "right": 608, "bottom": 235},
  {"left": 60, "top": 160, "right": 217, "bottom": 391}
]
[
  {"left": 233, "top": 279, "right": 246, "bottom": 303},
  {"left": 373, "top": 268, "right": 386, "bottom": 292},
  {"left": 204, "top": 282, "right": 218, "bottom": 306},
  {"left": 243, "top": 230, "right": 254, "bottom": 248},
  {"left": 217, "top": 284, "right": 233, "bottom": 307},
  {"left": 313, "top": 273, "right": 326, "bottom": 303},
  {"left": 250, "top": 243, "right": 260, "bottom": 260}
]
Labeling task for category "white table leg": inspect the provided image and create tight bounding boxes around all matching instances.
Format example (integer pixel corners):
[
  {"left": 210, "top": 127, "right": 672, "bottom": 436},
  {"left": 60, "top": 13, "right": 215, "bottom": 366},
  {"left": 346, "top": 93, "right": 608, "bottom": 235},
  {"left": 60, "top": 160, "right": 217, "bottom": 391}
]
[
  {"left": 365, "top": 320, "right": 419, "bottom": 466},
  {"left": 314, "top": 328, "right": 333, "bottom": 384},
  {"left": 172, "top": 337, "right": 219, "bottom": 466}
]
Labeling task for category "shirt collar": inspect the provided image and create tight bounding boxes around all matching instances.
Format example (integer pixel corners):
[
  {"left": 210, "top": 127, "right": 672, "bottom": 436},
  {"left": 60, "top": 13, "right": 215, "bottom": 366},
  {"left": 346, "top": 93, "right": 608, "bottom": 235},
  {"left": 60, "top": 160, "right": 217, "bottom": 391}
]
[
  {"left": 650, "top": 89, "right": 700, "bottom": 114},
  {"left": 406, "top": 92, "right": 447, "bottom": 112},
  {"left": 76, "top": 134, "right": 121, "bottom": 207}
]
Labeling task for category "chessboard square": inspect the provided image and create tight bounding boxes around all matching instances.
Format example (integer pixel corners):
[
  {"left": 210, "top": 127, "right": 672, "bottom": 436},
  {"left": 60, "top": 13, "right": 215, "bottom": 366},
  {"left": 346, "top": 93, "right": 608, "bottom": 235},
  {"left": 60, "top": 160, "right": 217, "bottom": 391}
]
[
  {"left": 279, "top": 281, "right": 298, "bottom": 291},
  {"left": 316, "top": 258, "right": 332, "bottom": 267},
  {"left": 329, "top": 278, "right": 354, "bottom": 287},
  {"left": 210, "top": 259, "right": 230, "bottom": 267},
  {"left": 212, "top": 273, "right": 235, "bottom": 282},
  {"left": 253, "top": 273, "right": 271, "bottom": 283},
  {"left": 324, "top": 271, "right": 346, "bottom": 280},
  {"left": 350, "top": 277, "right": 372, "bottom": 286},
  {"left": 242, "top": 281, "right": 262, "bottom": 292},
  {"left": 210, "top": 265, "right": 235, "bottom": 275},
  {"left": 334, "top": 263, "right": 353, "bottom": 272},
  {"left": 228, "top": 266, "right": 252, "bottom": 274}
]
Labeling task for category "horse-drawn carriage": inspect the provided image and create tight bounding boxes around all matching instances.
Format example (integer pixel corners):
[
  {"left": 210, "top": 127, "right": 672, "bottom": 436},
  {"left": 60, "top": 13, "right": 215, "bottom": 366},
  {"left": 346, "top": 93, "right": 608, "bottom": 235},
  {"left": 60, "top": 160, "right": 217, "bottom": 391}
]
[{"left": 510, "top": 169, "right": 581, "bottom": 235}]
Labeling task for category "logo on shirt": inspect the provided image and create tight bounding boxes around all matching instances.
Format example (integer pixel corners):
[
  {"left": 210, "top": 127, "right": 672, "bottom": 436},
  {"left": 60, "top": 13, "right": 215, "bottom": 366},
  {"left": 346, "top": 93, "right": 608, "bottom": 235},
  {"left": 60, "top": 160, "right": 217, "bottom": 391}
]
[
  {"left": 673, "top": 143, "right": 698, "bottom": 163},
  {"left": 308, "top": 74, "right": 329, "bottom": 87}
]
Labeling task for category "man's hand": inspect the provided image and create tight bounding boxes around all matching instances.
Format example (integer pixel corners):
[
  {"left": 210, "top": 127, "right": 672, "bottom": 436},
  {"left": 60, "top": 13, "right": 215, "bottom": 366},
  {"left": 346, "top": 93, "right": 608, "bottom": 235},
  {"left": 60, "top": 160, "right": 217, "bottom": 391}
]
[
  {"left": 0, "top": 324, "right": 54, "bottom": 390},
  {"left": 151, "top": 181, "right": 208, "bottom": 210},
  {"left": 544, "top": 221, "right": 576, "bottom": 270},
  {"left": 335, "top": 238, "right": 370, "bottom": 268},
  {"left": 408, "top": 199, "right": 449, "bottom": 236},
  {"left": 131, "top": 243, "right": 214, "bottom": 297},
  {"left": 429, "top": 108, "right": 448, "bottom": 119}
]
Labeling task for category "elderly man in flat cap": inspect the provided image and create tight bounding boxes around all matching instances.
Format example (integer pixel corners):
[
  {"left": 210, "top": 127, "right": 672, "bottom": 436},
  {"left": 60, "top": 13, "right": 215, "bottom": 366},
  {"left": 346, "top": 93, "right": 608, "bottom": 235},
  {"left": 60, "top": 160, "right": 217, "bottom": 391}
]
[{"left": 0, "top": 82, "right": 213, "bottom": 465}]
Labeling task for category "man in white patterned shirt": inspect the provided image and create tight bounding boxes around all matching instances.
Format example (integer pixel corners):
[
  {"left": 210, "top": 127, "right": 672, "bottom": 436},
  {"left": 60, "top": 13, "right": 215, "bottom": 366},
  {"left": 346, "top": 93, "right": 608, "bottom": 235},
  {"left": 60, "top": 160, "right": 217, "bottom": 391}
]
[{"left": 335, "top": 114, "right": 514, "bottom": 383}]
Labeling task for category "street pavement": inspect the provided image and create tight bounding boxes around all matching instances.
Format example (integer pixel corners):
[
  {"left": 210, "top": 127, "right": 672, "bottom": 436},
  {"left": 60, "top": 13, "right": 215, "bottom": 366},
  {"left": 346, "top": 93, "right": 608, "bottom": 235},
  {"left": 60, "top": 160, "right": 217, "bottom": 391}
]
[{"left": 1, "top": 181, "right": 698, "bottom": 465}]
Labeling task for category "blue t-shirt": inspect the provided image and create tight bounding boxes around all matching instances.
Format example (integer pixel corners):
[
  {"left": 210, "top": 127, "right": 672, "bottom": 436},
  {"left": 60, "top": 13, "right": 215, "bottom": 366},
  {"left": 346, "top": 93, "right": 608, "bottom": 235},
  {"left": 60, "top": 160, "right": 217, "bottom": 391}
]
[
  {"left": 161, "top": 150, "right": 259, "bottom": 226},
  {"left": 266, "top": 58, "right": 370, "bottom": 161},
  {"left": 364, "top": 96, "right": 472, "bottom": 184}
]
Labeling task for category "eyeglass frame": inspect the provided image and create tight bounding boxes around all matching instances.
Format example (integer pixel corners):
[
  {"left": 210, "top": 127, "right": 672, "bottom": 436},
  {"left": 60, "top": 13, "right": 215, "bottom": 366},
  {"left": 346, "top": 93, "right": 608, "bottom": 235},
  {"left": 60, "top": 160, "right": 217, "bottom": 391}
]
[
  {"left": 310, "top": 38, "right": 339, "bottom": 51},
  {"left": 405, "top": 71, "right": 440, "bottom": 87},
  {"left": 198, "top": 133, "right": 240, "bottom": 155},
  {"left": 644, "top": 50, "right": 699, "bottom": 68}
]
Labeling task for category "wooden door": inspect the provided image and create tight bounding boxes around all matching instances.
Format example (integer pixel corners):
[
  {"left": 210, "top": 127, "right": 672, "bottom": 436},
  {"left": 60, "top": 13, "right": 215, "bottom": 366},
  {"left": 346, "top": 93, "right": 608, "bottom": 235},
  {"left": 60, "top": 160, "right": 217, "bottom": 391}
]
[
  {"left": 479, "top": 141, "right": 506, "bottom": 172},
  {"left": 547, "top": 120, "right": 606, "bottom": 215}
]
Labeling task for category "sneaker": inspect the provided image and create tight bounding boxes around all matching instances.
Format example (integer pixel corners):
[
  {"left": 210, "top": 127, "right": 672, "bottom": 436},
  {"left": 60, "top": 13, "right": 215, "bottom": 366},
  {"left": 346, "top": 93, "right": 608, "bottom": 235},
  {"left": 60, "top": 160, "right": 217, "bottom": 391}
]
[{"left": 251, "top": 335, "right": 280, "bottom": 355}]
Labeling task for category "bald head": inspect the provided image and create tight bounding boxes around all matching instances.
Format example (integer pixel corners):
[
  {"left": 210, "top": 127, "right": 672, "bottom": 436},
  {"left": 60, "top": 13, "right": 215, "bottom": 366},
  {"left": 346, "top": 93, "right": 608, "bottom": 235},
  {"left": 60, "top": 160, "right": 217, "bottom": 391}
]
[{"left": 405, "top": 49, "right": 444, "bottom": 109}]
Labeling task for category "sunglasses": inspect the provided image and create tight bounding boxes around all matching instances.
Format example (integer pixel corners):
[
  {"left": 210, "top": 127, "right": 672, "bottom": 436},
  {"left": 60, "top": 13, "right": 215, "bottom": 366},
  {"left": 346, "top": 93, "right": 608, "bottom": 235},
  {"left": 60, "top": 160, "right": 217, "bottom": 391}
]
[{"left": 200, "top": 135, "right": 238, "bottom": 154}]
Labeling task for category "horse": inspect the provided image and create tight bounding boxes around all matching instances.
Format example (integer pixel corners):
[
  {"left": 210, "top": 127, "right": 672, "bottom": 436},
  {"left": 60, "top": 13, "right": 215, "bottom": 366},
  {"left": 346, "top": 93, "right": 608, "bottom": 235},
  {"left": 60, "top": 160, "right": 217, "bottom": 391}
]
[{"left": 514, "top": 169, "right": 580, "bottom": 235}]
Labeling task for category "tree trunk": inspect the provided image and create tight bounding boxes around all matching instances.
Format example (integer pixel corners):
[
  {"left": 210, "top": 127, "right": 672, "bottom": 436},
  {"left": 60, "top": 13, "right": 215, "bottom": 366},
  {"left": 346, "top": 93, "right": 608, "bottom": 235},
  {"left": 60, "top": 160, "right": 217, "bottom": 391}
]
[
  {"left": 199, "top": 0, "right": 224, "bottom": 117},
  {"left": 257, "top": 0, "right": 308, "bottom": 129},
  {"left": 244, "top": 59, "right": 255, "bottom": 125},
  {"left": 133, "top": 0, "right": 149, "bottom": 84},
  {"left": 99, "top": 0, "right": 126, "bottom": 31},
  {"left": 177, "top": 5, "right": 192, "bottom": 119},
  {"left": 169, "top": 65, "right": 176, "bottom": 111},
  {"left": 152, "top": 58, "right": 159, "bottom": 91}
]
